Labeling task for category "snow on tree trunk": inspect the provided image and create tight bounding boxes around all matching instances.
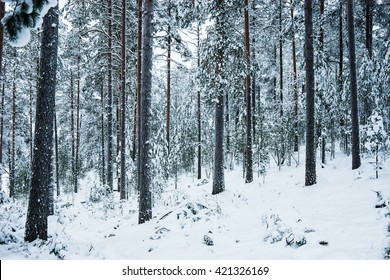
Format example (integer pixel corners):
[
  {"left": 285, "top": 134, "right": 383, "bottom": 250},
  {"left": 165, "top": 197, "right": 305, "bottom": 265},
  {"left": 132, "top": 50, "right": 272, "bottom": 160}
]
[
  {"left": 347, "top": 0, "right": 361, "bottom": 170},
  {"left": 138, "top": 0, "right": 154, "bottom": 224},
  {"left": 25, "top": 5, "right": 58, "bottom": 242},
  {"left": 304, "top": 0, "right": 316, "bottom": 186},
  {"left": 212, "top": 0, "right": 225, "bottom": 195}
]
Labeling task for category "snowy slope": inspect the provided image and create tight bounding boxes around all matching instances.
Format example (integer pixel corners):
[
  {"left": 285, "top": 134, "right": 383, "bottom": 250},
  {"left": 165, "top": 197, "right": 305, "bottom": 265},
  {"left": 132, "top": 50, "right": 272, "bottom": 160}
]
[{"left": 0, "top": 152, "right": 389, "bottom": 260}]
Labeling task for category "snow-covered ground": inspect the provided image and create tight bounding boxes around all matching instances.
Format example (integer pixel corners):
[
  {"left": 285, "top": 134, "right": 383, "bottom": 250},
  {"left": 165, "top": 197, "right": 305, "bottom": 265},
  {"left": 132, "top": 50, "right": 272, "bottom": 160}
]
[{"left": 1, "top": 151, "right": 389, "bottom": 260}]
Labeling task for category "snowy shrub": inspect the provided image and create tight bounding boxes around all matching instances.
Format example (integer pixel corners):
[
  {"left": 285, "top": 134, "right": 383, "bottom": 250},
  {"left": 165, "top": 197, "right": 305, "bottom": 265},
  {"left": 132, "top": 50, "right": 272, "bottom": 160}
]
[
  {"left": 262, "top": 214, "right": 310, "bottom": 248},
  {"left": 262, "top": 214, "right": 289, "bottom": 243},
  {"left": 362, "top": 110, "right": 388, "bottom": 178},
  {"left": 49, "top": 232, "right": 68, "bottom": 260},
  {"left": 0, "top": 190, "right": 10, "bottom": 204},
  {"left": 286, "top": 233, "right": 307, "bottom": 248},
  {"left": 384, "top": 247, "right": 390, "bottom": 259},
  {"left": 89, "top": 183, "right": 106, "bottom": 203},
  {"left": 0, "top": 223, "right": 20, "bottom": 245}
]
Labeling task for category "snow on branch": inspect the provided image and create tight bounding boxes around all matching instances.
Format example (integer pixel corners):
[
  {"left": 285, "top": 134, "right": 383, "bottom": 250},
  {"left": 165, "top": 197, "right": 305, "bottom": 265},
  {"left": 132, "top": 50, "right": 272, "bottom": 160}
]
[{"left": 1, "top": 0, "right": 57, "bottom": 47}]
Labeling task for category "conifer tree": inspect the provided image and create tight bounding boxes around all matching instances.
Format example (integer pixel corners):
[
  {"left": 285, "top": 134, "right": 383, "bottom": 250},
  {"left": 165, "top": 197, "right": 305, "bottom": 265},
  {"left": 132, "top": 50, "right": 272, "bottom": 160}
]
[{"left": 25, "top": 5, "right": 58, "bottom": 242}]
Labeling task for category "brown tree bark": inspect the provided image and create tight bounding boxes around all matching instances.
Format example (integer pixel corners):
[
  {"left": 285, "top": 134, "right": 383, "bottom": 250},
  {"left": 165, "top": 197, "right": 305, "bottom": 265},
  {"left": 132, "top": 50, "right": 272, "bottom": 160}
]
[
  {"left": 290, "top": 1, "right": 299, "bottom": 152},
  {"left": 139, "top": 0, "right": 154, "bottom": 224},
  {"left": 197, "top": 23, "right": 202, "bottom": 180},
  {"left": 346, "top": 0, "right": 361, "bottom": 170},
  {"left": 304, "top": 0, "right": 316, "bottom": 186},
  {"left": 166, "top": 2, "right": 172, "bottom": 154},
  {"left": 25, "top": 5, "right": 59, "bottom": 242},
  {"left": 244, "top": 0, "right": 253, "bottom": 183},
  {"left": 107, "top": 0, "right": 114, "bottom": 192},
  {"left": 212, "top": 0, "right": 225, "bottom": 195},
  {"left": 120, "top": 0, "right": 126, "bottom": 200}
]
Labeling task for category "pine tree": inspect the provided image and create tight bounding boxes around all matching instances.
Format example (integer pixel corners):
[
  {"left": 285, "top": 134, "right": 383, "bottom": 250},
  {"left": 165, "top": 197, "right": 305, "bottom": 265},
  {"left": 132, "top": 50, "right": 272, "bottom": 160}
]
[
  {"left": 212, "top": 0, "right": 226, "bottom": 195},
  {"left": 139, "top": 0, "right": 154, "bottom": 224},
  {"left": 25, "top": 5, "right": 59, "bottom": 242},
  {"left": 304, "top": 0, "right": 316, "bottom": 186},
  {"left": 346, "top": 0, "right": 361, "bottom": 170},
  {"left": 244, "top": 0, "right": 253, "bottom": 183},
  {"left": 119, "top": 0, "right": 126, "bottom": 200}
]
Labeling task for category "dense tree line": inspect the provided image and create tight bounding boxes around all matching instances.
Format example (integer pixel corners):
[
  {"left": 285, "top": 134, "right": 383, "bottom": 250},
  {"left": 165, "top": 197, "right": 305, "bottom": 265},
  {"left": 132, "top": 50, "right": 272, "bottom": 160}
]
[{"left": 0, "top": 0, "right": 388, "bottom": 242}]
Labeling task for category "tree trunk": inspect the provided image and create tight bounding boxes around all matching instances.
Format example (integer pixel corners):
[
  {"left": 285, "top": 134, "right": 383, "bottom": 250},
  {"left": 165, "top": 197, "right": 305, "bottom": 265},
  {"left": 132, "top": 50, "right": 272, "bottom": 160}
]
[
  {"left": 134, "top": 0, "right": 143, "bottom": 187},
  {"left": 346, "top": 0, "right": 361, "bottom": 170},
  {"left": 365, "top": 0, "right": 373, "bottom": 58},
  {"left": 70, "top": 72, "right": 75, "bottom": 192},
  {"left": 320, "top": 0, "right": 325, "bottom": 48},
  {"left": 25, "top": 5, "right": 59, "bottom": 242},
  {"left": 101, "top": 79, "right": 106, "bottom": 186},
  {"left": 320, "top": 0, "right": 326, "bottom": 166},
  {"left": 197, "top": 23, "right": 201, "bottom": 180},
  {"left": 0, "top": 3, "right": 4, "bottom": 180},
  {"left": 107, "top": 0, "right": 114, "bottom": 192},
  {"left": 291, "top": 1, "right": 299, "bottom": 152},
  {"left": 244, "top": 0, "right": 253, "bottom": 183},
  {"left": 120, "top": 0, "right": 126, "bottom": 200},
  {"left": 212, "top": 0, "right": 225, "bottom": 195},
  {"left": 138, "top": 0, "right": 154, "bottom": 224},
  {"left": 10, "top": 61, "right": 16, "bottom": 198},
  {"left": 304, "top": 0, "right": 316, "bottom": 186},
  {"left": 54, "top": 110, "right": 60, "bottom": 197},
  {"left": 75, "top": 55, "right": 81, "bottom": 193},
  {"left": 339, "top": 2, "right": 346, "bottom": 154},
  {"left": 166, "top": 2, "right": 172, "bottom": 155},
  {"left": 29, "top": 86, "right": 33, "bottom": 165},
  {"left": 279, "top": 0, "right": 283, "bottom": 117},
  {"left": 364, "top": 0, "right": 373, "bottom": 123}
]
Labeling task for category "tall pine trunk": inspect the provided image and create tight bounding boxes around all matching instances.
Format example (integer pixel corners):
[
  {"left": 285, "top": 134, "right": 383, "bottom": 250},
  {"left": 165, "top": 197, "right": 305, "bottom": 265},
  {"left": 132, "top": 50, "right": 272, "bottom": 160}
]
[
  {"left": 138, "top": 0, "right": 154, "bottom": 224},
  {"left": 244, "top": 0, "right": 253, "bottom": 183},
  {"left": 0, "top": 2, "right": 4, "bottom": 192},
  {"left": 10, "top": 61, "right": 16, "bottom": 198},
  {"left": 54, "top": 111, "right": 60, "bottom": 196},
  {"left": 25, "top": 5, "right": 59, "bottom": 242},
  {"left": 101, "top": 79, "right": 106, "bottom": 186},
  {"left": 120, "top": 0, "right": 127, "bottom": 200},
  {"left": 212, "top": 0, "right": 225, "bottom": 195},
  {"left": 166, "top": 2, "right": 172, "bottom": 155},
  {"left": 70, "top": 72, "right": 75, "bottom": 192},
  {"left": 197, "top": 23, "right": 201, "bottom": 180},
  {"left": 107, "top": 0, "right": 114, "bottom": 192},
  {"left": 304, "top": 0, "right": 316, "bottom": 186},
  {"left": 291, "top": 1, "right": 299, "bottom": 152},
  {"left": 75, "top": 55, "right": 81, "bottom": 193},
  {"left": 346, "top": 0, "right": 361, "bottom": 170}
]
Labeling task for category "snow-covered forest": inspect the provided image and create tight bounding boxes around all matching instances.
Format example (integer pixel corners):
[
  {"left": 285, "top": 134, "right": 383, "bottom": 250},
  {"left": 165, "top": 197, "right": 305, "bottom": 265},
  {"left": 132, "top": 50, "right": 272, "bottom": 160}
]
[{"left": 0, "top": 0, "right": 389, "bottom": 261}]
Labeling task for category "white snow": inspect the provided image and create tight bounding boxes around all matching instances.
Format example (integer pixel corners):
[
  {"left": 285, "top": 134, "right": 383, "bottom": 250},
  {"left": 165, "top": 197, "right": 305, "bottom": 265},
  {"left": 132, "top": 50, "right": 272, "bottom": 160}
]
[{"left": 0, "top": 151, "right": 389, "bottom": 260}]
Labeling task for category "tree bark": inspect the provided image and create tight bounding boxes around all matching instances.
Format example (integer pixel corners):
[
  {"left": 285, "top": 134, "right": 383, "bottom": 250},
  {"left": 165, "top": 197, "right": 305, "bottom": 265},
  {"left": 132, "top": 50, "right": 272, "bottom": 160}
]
[
  {"left": 346, "top": 0, "right": 361, "bottom": 170},
  {"left": 212, "top": 0, "right": 225, "bottom": 195},
  {"left": 166, "top": 2, "right": 172, "bottom": 155},
  {"left": 197, "top": 23, "right": 201, "bottom": 180},
  {"left": 291, "top": 1, "right": 299, "bottom": 152},
  {"left": 25, "top": 5, "right": 58, "bottom": 242},
  {"left": 365, "top": 0, "right": 373, "bottom": 58},
  {"left": 54, "top": 110, "right": 60, "bottom": 197},
  {"left": 107, "top": 0, "right": 114, "bottom": 192},
  {"left": 75, "top": 55, "right": 81, "bottom": 193},
  {"left": 138, "top": 0, "right": 154, "bottom": 224},
  {"left": 304, "top": 0, "right": 316, "bottom": 186},
  {"left": 101, "top": 79, "right": 106, "bottom": 186},
  {"left": 244, "top": 0, "right": 253, "bottom": 183},
  {"left": 120, "top": 0, "right": 126, "bottom": 200},
  {"left": 70, "top": 72, "right": 75, "bottom": 192},
  {"left": 10, "top": 60, "right": 16, "bottom": 198},
  {"left": 279, "top": 0, "right": 283, "bottom": 117}
]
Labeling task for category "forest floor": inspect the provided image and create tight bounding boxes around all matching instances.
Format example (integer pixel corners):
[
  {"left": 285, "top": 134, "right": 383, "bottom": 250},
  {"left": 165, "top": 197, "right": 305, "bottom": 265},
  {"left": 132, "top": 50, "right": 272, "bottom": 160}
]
[{"left": 1, "top": 151, "right": 389, "bottom": 260}]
